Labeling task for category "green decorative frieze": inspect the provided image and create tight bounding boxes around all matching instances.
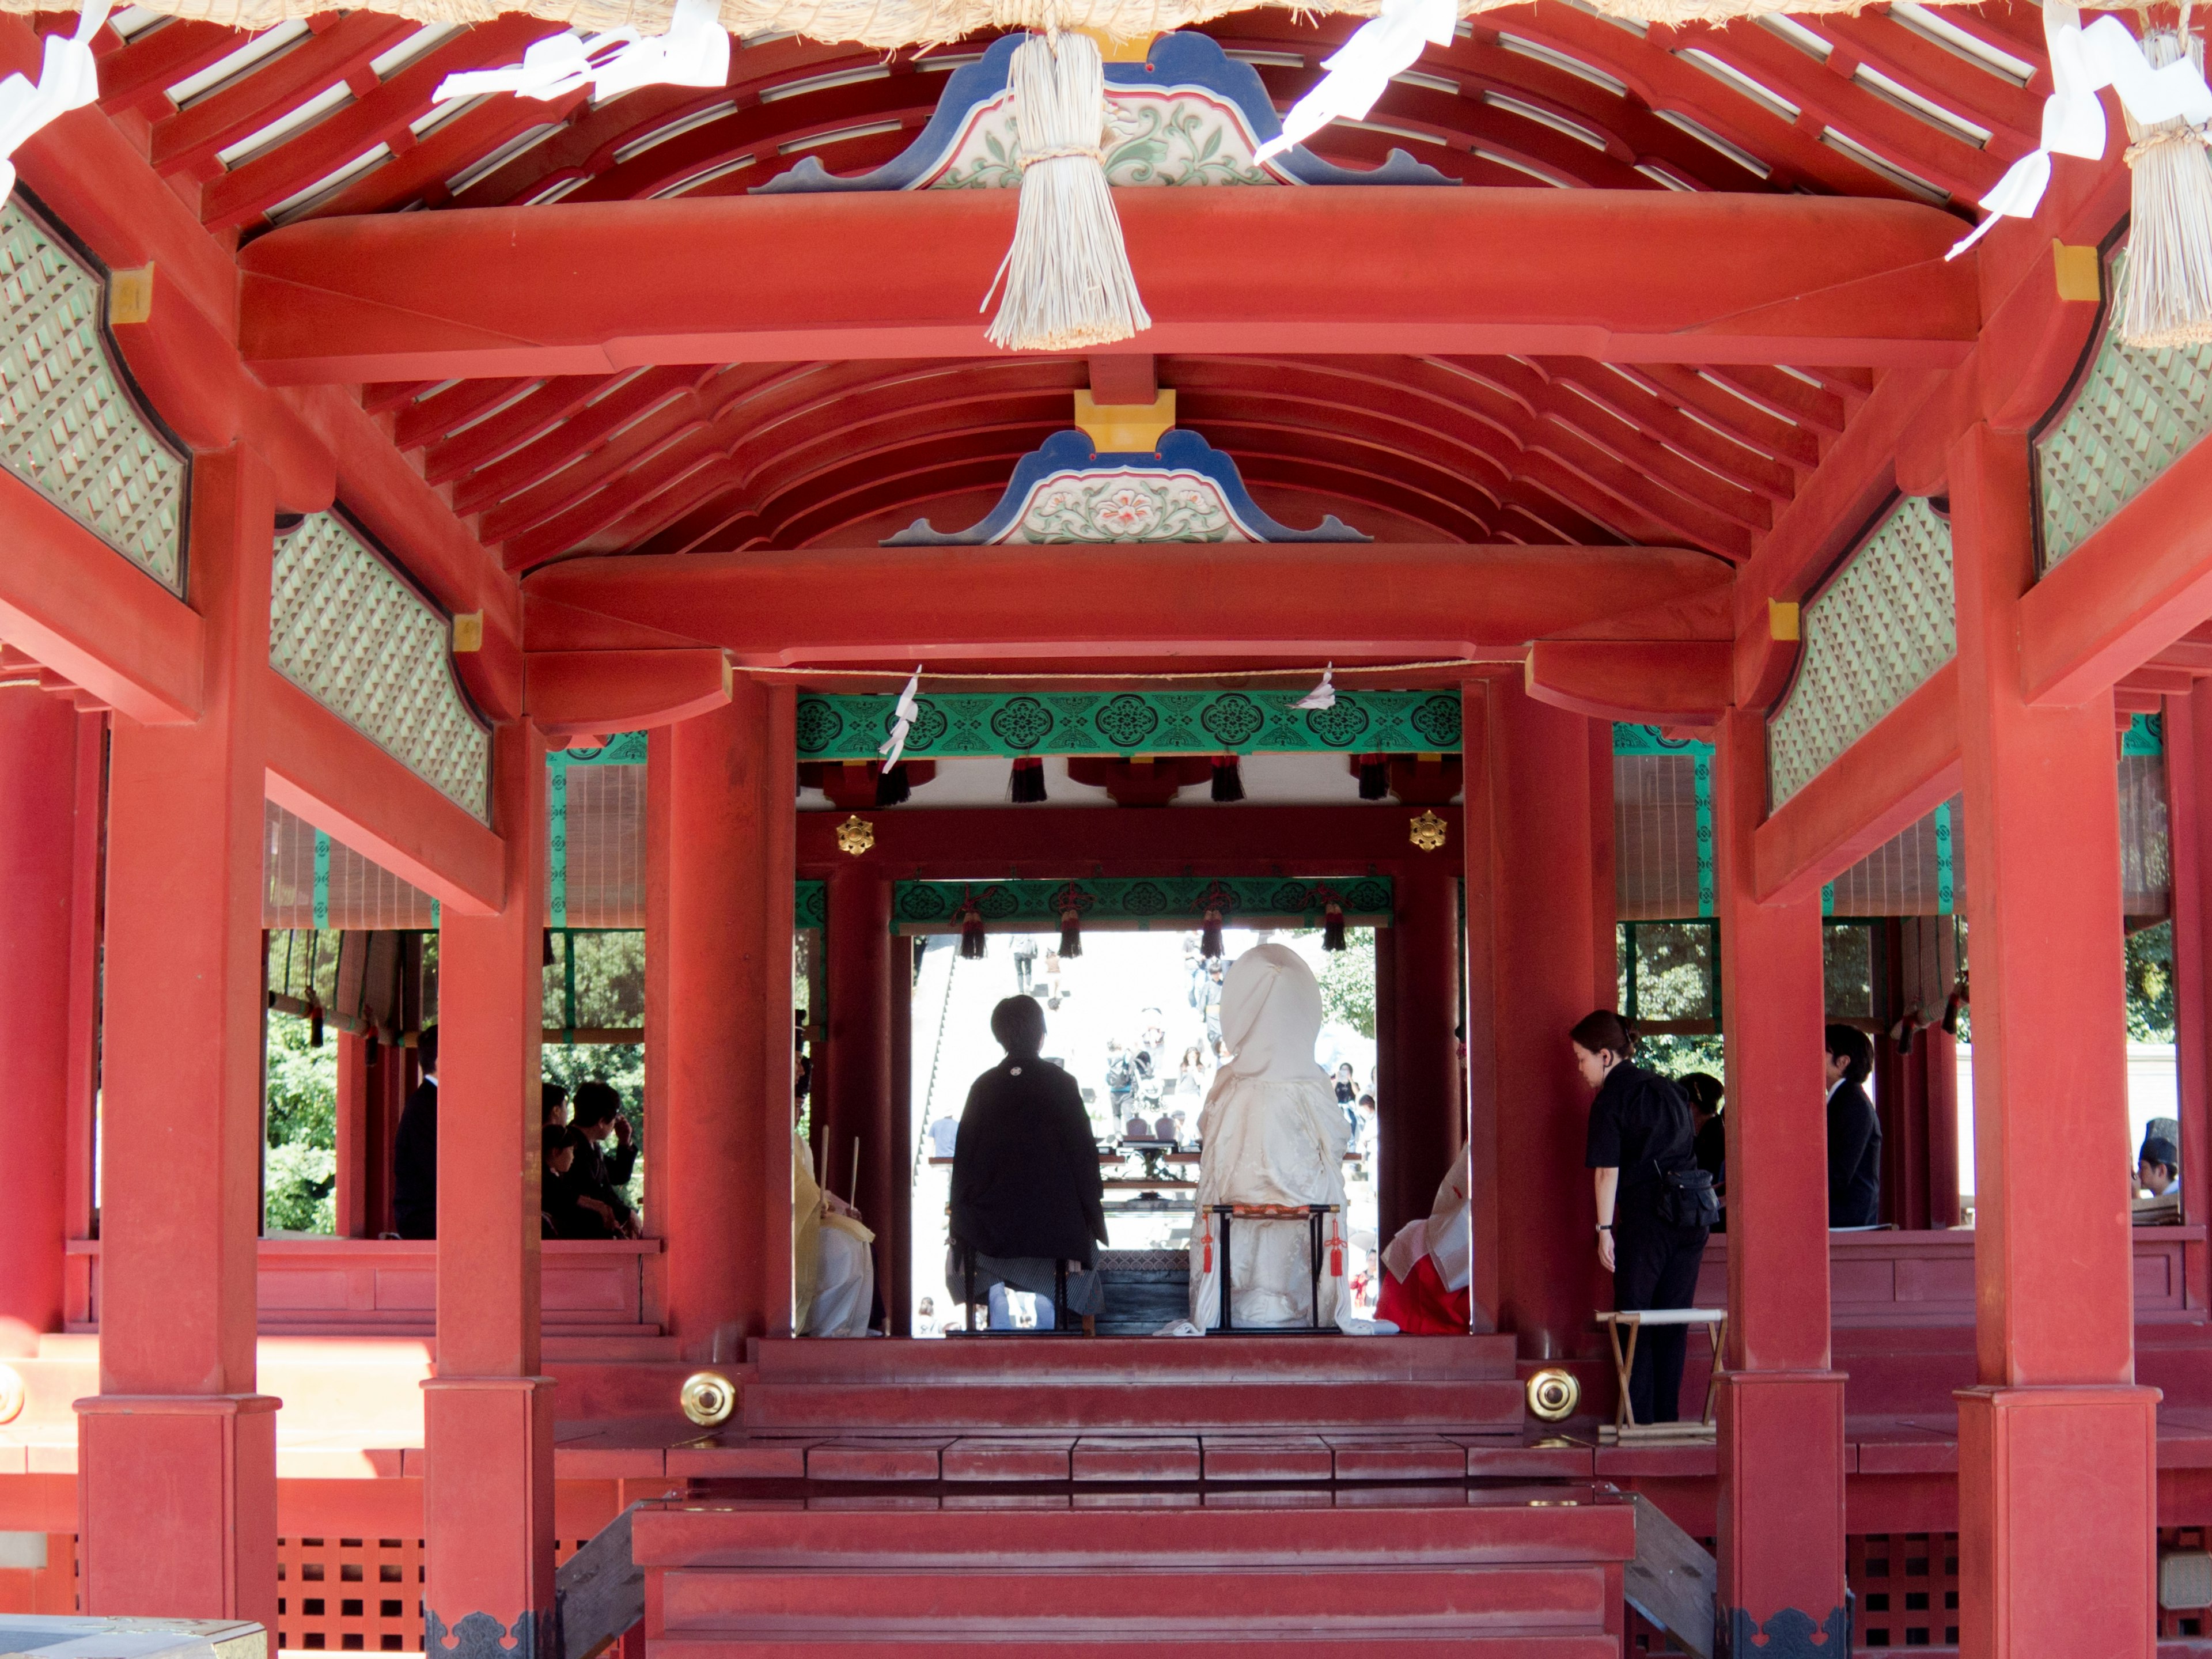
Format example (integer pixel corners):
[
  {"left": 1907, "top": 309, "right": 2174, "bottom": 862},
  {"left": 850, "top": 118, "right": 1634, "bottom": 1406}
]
[
  {"left": 797, "top": 690, "right": 1462, "bottom": 761},
  {"left": 271, "top": 512, "right": 492, "bottom": 823},
  {"left": 891, "top": 875, "right": 1393, "bottom": 934},
  {"left": 0, "top": 199, "right": 187, "bottom": 592},
  {"left": 1767, "top": 497, "right": 1955, "bottom": 809},
  {"left": 796, "top": 880, "right": 827, "bottom": 930},
  {"left": 2039, "top": 246, "right": 2212, "bottom": 569}
]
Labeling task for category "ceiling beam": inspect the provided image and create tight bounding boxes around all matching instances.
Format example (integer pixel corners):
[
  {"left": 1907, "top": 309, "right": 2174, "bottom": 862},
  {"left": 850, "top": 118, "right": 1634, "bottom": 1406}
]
[
  {"left": 238, "top": 189, "right": 1981, "bottom": 384},
  {"left": 523, "top": 540, "right": 1732, "bottom": 666}
]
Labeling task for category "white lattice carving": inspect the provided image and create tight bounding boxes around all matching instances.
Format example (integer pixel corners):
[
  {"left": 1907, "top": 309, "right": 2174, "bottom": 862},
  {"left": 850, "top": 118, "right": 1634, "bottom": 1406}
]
[
  {"left": 270, "top": 513, "right": 491, "bottom": 821},
  {"left": 0, "top": 201, "right": 185, "bottom": 590},
  {"left": 1768, "top": 497, "right": 1956, "bottom": 807},
  {"left": 2037, "top": 246, "right": 2212, "bottom": 568}
]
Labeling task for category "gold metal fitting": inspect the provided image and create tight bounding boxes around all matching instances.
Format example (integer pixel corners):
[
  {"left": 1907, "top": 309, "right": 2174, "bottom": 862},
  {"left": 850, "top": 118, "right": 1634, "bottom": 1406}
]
[
  {"left": 836, "top": 815, "right": 876, "bottom": 856},
  {"left": 1527, "top": 1367, "right": 1580, "bottom": 1423},
  {"left": 1408, "top": 810, "right": 1449, "bottom": 853},
  {"left": 679, "top": 1370, "right": 736, "bottom": 1428}
]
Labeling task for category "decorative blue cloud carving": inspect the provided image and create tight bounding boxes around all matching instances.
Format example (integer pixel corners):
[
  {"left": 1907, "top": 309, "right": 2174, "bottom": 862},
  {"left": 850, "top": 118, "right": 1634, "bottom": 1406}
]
[
  {"left": 757, "top": 31, "right": 1455, "bottom": 194},
  {"left": 884, "top": 429, "right": 1369, "bottom": 544}
]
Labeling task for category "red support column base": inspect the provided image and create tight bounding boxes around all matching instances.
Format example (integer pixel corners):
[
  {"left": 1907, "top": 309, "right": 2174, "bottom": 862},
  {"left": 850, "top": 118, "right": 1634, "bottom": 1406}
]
[
  {"left": 74, "top": 1394, "right": 279, "bottom": 1628},
  {"left": 1715, "top": 1370, "right": 1848, "bottom": 1656},
  {"left": 423, "top": 1377, "right": 556, "bottom": 1659},
  {"left": 1956, "top": 1384, "right": 2157, "bottom": 1657}
]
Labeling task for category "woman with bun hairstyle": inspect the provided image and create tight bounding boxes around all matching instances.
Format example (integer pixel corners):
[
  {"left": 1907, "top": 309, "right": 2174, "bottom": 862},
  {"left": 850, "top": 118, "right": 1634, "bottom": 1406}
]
[{"left": 1574, "top": 1010, "right": 1714, "bottom": 1425}]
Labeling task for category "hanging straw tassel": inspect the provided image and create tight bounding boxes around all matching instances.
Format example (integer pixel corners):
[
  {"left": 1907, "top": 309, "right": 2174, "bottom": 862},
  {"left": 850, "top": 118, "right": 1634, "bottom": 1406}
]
[
  {"left": 983, "top": 31, "right": 1150, "bottom": 353},
  {"left": 2120, "top": 24, "right": 2212, "bottom": 347}
]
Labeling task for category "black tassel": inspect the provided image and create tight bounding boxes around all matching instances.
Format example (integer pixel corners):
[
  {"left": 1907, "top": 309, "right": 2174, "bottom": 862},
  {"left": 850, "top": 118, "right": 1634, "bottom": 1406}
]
[
  {"left": 1322, "top": 901, "right": 1346, "bottom": 952},
  {"left": 1357, "top": 756, "right": 1389, "bottom": 800},
  {"left": 1200, "top": 908, "right": 1224, "bottom": 961},
  {"left": 875, "top": 761, "right": 910, "bottom": 806},
  {"left": 1010, "top": 756, "right": 1048, "bottom": 803},
  {"left": 1941, "top": 981, "right": 1966, "bottom": 1036},
  {"left": 1892, "top": 1014, "right": 1919, "bottom": 1057},
  {"left": 308, "top": 1001, "right": 324, "bottom": 1048},
  {"left": 1059, "top": 907, "right": 1084, "bottom": 959},
  {"left": 1211, "top": 756, "right": 1244, "bottom": 802},
  {"left": 960, "top": 908, "right": 987, "bottom": 959}
]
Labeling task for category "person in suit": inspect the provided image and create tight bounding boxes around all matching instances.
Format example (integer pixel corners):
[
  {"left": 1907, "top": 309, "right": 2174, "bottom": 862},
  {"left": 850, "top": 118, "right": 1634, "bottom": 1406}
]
[
  {"left": 392, "top": 1025, "right": 440, "bottom": 1240},
  {"left": 1823, "top": 1024, "right": 1881, "bottom": 1228}
]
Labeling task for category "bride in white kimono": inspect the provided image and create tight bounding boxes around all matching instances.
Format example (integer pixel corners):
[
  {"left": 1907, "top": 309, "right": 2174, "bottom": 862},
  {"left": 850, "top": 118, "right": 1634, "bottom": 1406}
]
[{"left": 1185, "top": 944, "right": 1387, "bottom": 1333}]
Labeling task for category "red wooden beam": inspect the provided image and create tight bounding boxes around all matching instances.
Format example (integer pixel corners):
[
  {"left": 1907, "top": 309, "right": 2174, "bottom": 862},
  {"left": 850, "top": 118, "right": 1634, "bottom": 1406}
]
[
  {"left": 2018, "top": 435, "right": 2212, "bottom": 708},
  {"left": 524, "top": 540, "right": 1732, "bottom": 664},
  {"left": 525, "top": 648, "right": 732, "bottom": 736},
  {"left": 237, "top": 190, "right": 1982, "bottom": 384},
  {"left": 0, "top": 468, "right": 200, "bottom": 725},
  {"left": 1523, "top": 639, "right": 1732, "bottom": 725},
  {"left": 263, "top": 672, "right": 505, "bottom": 914},
  {"left": 1752, "top": 658, "right": 1960, "bottom": 904}
]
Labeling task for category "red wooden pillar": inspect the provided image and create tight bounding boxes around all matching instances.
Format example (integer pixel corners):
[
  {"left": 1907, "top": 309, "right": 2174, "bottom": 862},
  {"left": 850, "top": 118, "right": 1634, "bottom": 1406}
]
[
  {"left": 888, "top": 935, "right": 913, "bottom": 1333},
  {"left": 425, "top": 718, "right": 554, "bottom": 1658},
  {"left": 824, "top": 862, "right": 893, "bottom": 1332},
  {"left": 1711, "top": 706, "right": 1846, "bottom": 1646},
  {"left": 643, "top": 731, "right": 672, "bottom": 1236},
  {"left": 1383, "top": 858, "right": 1462, "bottom": 1247},
  {"left": 663, "top": 685, "right": 796, "bottom": 1357},
  {"left": 336, "top": 1032, "right": 369, "bottom": 1238},
  {"left": 77, "top": 447, "right": 278, "bottom": 1627},
  {"left": 1484, "top": 681, "right": 1605, "bottom": 1366},
  {"left": 0, "top": 691, "right": 85, "bottom": 1347},
  {"left": 1950, "top": 423, "right": 2157, "bottom": 1657},
  {"left": 2166, "top": 688, "right": 2211, "bottom": 1309},
  {"left": 1462, "top": 681, "right": 1501, "bottom": 1331}
]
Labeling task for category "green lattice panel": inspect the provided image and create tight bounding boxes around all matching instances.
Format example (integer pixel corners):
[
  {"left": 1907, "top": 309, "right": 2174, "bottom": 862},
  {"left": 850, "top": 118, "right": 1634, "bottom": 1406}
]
[
  {"left": 0, "top": 201, "right": 185, "bottom": 591},
  {"left": 270, "top": 513, "right": 491, "bottom": 822},
  {"left": 2039, "top": 248, "right": 2212, "bottom": 568},
  {"left": 796, "top": 690, "right": 1463, "bottom": 760},
  {"left": 892, "top": 875, "right": 1394, "bottom": 932},
  {"left": 1767, "top": 497, "right": 1955, "bottom": 808}
]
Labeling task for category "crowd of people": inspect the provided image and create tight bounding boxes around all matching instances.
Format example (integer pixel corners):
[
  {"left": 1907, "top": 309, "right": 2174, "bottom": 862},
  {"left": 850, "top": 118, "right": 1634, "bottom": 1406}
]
[{"left": 388, "top": 1024, "right": 641, "bottom": 1244}]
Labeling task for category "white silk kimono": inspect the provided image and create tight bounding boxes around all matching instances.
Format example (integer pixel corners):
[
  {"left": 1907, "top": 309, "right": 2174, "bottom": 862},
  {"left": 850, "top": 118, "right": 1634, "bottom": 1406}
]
[
  {"left": 794, "top": 1130, "right": 876, "bottom": 1336},
  {"left": 1186, "top": 944, "right": 1371, "bottom": 1332}
]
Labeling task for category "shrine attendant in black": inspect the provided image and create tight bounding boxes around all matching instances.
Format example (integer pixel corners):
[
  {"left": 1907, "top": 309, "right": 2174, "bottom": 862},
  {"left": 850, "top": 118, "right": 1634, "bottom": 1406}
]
[{"left": 1575, "top": 1010, "right": 1710, "bottom": 1425}]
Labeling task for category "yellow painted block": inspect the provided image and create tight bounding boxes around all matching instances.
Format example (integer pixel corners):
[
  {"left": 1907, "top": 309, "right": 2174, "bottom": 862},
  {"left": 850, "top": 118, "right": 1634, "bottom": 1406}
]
[
  {"left": 1075, "top": 388, "right": 1176, "bottom": 452},
  {"left": 2053, "top": 241, "right": 2102, "bottom": 304}
]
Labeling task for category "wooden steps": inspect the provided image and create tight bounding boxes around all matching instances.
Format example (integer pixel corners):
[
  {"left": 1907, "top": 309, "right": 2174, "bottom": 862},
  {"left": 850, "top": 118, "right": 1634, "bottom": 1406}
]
[
  {"left": 637, "top": 1487, "right": 1633, "bottom": 1658},
  {"left": 737, "top": 1335, "right": 1527, "bottom": 1437}
]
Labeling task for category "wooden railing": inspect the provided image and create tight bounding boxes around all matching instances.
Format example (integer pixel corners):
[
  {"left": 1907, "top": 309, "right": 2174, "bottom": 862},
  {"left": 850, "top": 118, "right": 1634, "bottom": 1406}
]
[{"left": 65, "top": 1236, "right": 666, "bottom": 1335}]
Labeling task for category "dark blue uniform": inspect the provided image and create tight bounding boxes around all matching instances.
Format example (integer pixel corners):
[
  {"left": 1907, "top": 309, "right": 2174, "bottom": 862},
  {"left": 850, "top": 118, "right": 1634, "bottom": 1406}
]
[{"left": 1586, "top": 1061, "right": 1710, "bottom": 1424}]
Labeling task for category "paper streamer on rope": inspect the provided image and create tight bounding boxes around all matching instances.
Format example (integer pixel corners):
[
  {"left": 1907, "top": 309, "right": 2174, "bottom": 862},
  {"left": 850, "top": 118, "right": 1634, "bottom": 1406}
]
[
  {"left": 1252, "top": 0, "right": 1455, "bottom": 162},
  {"left": 1949, "top": 2, "right": 2212, "bottom": 264},
  {"left": 1294, "top": 663, "right": 1338, "bottom": 711},
  {"left": 0, "top": 0, "right": 109, "bottom": 202},
  {"left": 879, "top": 665, "right": 923, "bottom": 771},
  {"left": 433, "top": 0, "right": 728, "bottom": 103},
  {"left": 982, "top": 31, "right": 1150, "bottom": 351}
]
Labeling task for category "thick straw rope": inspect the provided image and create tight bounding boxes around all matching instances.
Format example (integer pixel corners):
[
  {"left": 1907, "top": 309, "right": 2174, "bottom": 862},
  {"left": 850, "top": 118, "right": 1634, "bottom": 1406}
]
[
  {"left": 2120, "top": 25, "right": 2212, "bottom": 347},
  {"left": 21, "top": 0, "right": 1989, "bottom": 48},
  {"left": 982, "top": 30, "right": 1149, "bottom": 351}
]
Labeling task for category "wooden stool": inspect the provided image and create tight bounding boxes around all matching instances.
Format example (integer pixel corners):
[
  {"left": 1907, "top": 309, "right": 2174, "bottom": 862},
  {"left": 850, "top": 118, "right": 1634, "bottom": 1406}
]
[{"left": 1594, "top": 1307, "right": 1726, "bottom": 1445}]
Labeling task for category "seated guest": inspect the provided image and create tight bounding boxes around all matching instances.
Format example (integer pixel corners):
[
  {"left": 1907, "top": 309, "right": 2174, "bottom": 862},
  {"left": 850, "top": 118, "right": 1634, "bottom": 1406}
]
[
  {"left": 1824, "top": 1025, "right": 1882, "bottom": 1228},
  {"left": 1188, "top": 946, "right": 1378, "bottom": 1332},
  {"left": 794, "top": 1108, "right": 875, "bottom": 1336},
  {"left": 1377, "top": 1145, "right": 1472, "bottom": 1334},
  {"left": 392, "top": 1025, "right": 440, "bottom": 1240},
  {"left": 542, "top": 1081, "right": 569, "bottom": 1130},
  {"left": 570, "top": 1081, "right": 639, "bottom": 1237},
  {"left": 949, "top": 997, "right": 1107, "bottom": 1330},
  {"left": 2139, "top": 1135, "right": 2181, "bottom": 1198},
  {"left": 541, "top": 1127, "right": 619, "bottom": 1239}
]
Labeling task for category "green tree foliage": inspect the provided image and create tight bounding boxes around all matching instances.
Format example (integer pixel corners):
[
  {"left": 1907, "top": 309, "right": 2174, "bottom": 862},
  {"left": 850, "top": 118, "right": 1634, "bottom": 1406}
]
[
  {"left": 1316, "top": 929, "right": 1377, "bottom": 1039},
  {"left": 2127, "top": 919, "right": 2176, "bottom": 1044},
  {"left": 264, "top": 1012, "right": 336, "bottom": 1233},
  {"left": 543, "top": 930, "right": 647, "bottom": 1210}
]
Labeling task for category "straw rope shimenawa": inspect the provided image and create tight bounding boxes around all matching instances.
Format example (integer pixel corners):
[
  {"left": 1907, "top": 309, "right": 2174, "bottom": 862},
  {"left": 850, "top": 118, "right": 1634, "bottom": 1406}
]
[
  {"left": 2120, "top": 24, "right": 2212, "bottom": 347},
  {"left": 1, "top": 0, "right": 1975, "bottom": 44}
]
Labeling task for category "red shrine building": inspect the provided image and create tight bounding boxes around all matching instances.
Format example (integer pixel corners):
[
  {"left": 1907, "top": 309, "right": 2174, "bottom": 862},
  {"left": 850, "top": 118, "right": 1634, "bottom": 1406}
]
[{"left": 3, "top": 0, "right": 2212, "bottom": 1652}]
